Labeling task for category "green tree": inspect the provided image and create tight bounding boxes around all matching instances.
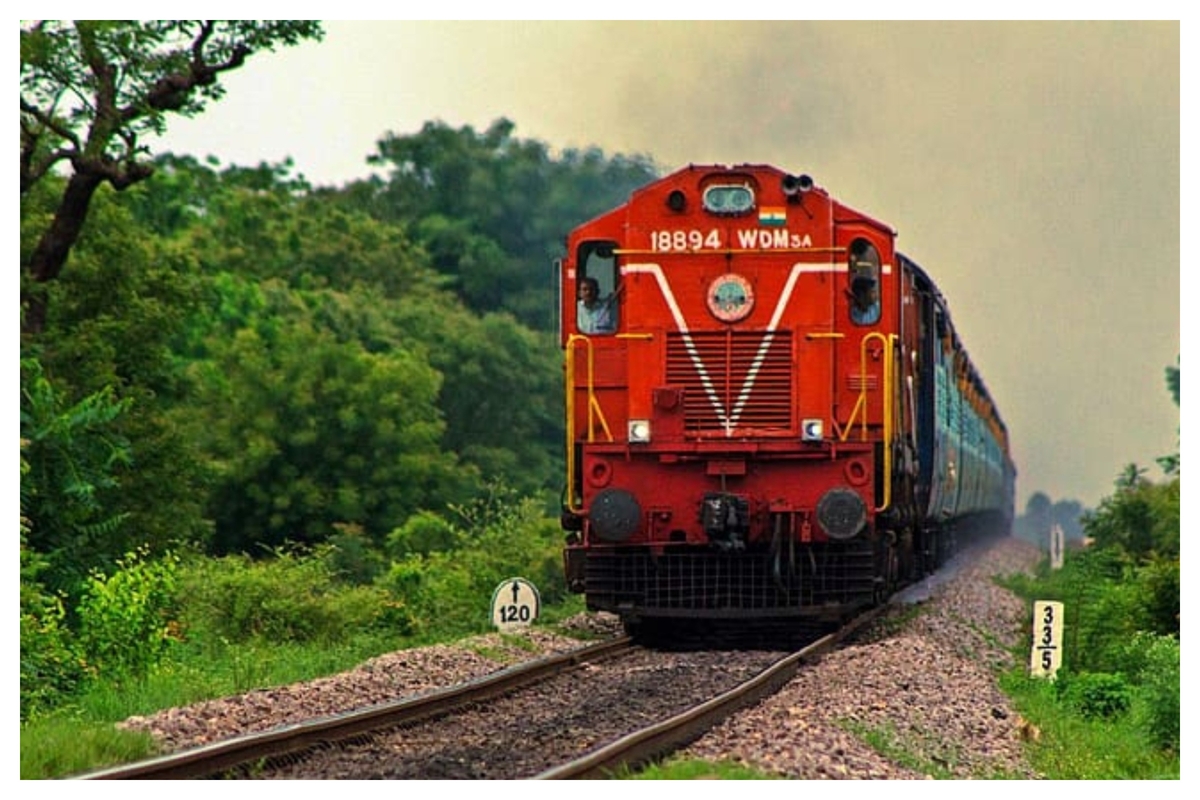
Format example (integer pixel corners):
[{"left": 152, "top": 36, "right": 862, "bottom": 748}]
[
  {"left": 1159, "top": 356, "right": 1179, "bottom": 475},
  {"left": 1051, "top": 498, "right": 1085, "bottom": 541},
  {"left": 161, "top": 158, "right": 565, "bottom": 504},
  {"left": 385, "top": 301, "right": 564, "bottom": 498},
  {"left": 356, "top": 118, "right": 659, "bottom": 329},
  {"left": 1014, "top": 490, "right": 1054, "bottom": 544},
  {"left": 21, "top": 181, "right": 213, "bottom": 571},
  {"left": 183, "top": 280, "right": 473, "bottom": 553},
  {"left": 20, "top": 20, "right": 323, "bottom": 333},
  {"left": 1165, "top": 357, "right": 1179, "bottom": 406},
  {"left": 20, "top": 442, "right": 87, "bottom": 719},
  {"left": 122, "top": 153, "right": 315, "bottom": 238},
  {"left": 1085, "top": 468, "right": 1178, "bottom": 562},
  {"left": 20, "top": 357, "right": 132, "bottom": 597}
]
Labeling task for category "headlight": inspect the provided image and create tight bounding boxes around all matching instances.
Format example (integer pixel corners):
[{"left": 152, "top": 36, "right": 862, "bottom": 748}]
[
  {"left": 590, "top": 488, "right": 642, "bottom": 542},
  {"left": 802, "top": 418, "right": 824, "bottom": 441},
  {"left": 703, "top": 184, "right": 755, "bottom": 215},
  {"left": 816, "top": 487, "right": 867, "bottom": 540},
  {"left": 628, "top": 419, "right": 651, "bottom": 443}
]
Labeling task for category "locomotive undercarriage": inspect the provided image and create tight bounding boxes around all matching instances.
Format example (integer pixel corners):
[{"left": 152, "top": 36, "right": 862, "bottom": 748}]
[
  {"left": 568, "top": 493, "right": 986, "bottom": 642},
  {"left": 578, "top": 537, "right": 883, "bottom": 623}
]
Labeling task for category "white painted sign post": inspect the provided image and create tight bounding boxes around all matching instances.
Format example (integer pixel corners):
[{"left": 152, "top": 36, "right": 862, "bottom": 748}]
[
  {"left": 1049, "top": 524, "right": 1064, "bottom": 570},
  {"left": 491, "top": 577, "right": 540, "bottom": 631},
  {"left": 1030, "top": 600, "right": 1064, "bottom": 680}
]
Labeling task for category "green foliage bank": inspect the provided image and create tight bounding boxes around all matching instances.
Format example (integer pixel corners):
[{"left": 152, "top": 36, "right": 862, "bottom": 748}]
[
  {"left": 21, "top": 21, "right": 658, "bottom": 737},
  {"left": 997, "top": 363, "right": 1179, "bottom": 777}
]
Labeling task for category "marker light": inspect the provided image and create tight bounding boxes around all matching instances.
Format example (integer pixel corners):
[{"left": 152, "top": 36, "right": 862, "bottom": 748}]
[
  {"left": 802, "top": 419, "right": 824, "bottom": 441},
  {"left": 628, "top": 420, "right": 651, "bottom": 443}
]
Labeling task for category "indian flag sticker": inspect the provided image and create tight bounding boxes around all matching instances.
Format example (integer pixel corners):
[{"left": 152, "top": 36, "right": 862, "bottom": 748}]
[{"left": 759, "top": 207, "right": 786, "bottom": 226}]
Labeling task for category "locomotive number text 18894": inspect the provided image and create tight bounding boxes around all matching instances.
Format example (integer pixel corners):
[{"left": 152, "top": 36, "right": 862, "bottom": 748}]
[{"left": 650, "top": 229, "right": 723, "bottom": 251}]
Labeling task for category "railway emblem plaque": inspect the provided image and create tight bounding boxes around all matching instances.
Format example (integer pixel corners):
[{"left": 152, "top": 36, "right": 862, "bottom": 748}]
[{"left": 707, "top": 273, "right": 755, "bottom": 323}]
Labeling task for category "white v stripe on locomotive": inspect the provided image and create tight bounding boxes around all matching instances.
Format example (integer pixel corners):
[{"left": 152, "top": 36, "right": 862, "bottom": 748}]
[
  {"left": 624, "top": 261, "right": 866, "bottom": 436},
  {"left": 622, "top": 263, "right": 726, "bottom": 425}
]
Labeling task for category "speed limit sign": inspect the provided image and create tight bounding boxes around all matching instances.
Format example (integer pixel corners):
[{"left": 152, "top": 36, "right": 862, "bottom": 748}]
[{"left": 490, "top": 577, "right": 540, "bottom": 630}]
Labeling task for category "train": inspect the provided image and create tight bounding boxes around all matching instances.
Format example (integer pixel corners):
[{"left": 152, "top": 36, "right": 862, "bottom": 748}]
[{"left": 558, "top": 164, "right": 1015, "bottom": 640}]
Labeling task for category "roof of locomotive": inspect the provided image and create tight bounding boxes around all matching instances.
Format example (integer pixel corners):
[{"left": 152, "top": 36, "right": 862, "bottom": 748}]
[{"left": 573, "top": 163, "right": 896, "bottom": 237}]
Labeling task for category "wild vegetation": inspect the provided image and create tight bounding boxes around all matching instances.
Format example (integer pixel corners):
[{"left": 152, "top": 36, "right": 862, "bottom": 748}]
[
  {"left": 985, "top": 360, "right": 1181, "bottom": 779},
  {"left": 20, "top": 21, "right": 1178, "bottom": 780},
  {"left": 20, "top": 22, "right": 655, "bottom": 776}
]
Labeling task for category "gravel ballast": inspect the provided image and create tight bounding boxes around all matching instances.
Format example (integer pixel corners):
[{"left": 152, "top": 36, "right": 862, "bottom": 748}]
[
  {"left": 120, "top": 534, "right": 1045, "bottom": 779},
  {"left": 680, "top": 534, "right": 1044, "bottom": 778}
]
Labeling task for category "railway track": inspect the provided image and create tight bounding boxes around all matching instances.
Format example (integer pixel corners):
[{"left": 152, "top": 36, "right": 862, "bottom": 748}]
[{"left": 77, "top": 607, "right": 883, "bottom": 780}]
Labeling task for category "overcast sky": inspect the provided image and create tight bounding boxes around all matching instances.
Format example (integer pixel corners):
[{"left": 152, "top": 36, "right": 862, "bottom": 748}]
[{"left": 153, "top": 19, "right": 1183, "bottom": 513}]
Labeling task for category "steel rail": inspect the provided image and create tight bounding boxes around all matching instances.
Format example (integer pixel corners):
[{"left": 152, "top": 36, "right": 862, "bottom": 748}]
[
  {"left": 534, "top": 605, "right": 887, "bottom": 779},
  {"left": 75, "top": 636, "right": 633, "bottom": 780}
]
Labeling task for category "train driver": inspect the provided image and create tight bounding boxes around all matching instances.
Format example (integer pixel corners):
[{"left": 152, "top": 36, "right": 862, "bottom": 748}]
[
  {"left": 848, "top": 239, "right": 882, "bottom": 325},
  {"left": 577, "top": 277, "right": 616, "bottom": 334}
]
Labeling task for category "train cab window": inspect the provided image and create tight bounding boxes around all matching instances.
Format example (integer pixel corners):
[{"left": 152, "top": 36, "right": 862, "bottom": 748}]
[
  {"left": 847, "top": 238, "right": 881, "bottom": 326},
  {"left": 577, "top": 241, "right": 619, "bottom": 335}
]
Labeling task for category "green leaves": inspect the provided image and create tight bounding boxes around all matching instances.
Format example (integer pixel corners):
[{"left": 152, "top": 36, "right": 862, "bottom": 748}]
[
  {"left": 187, "top": 290, "right": 469, "bottom": 552},
  {"left": 21, "top": 21, "right": 324, "bottom": 183},
  {"left": 77, "top": 548, "right": 181, "bottom": 680},
  {"left": 362, "top": 118, "right": 659, "bottom": 329},
  {"left": 21, "top": 21, "right": 324, "bottom": 334},
  {"left": 20, "top": 357, "right": 133, "bottom": 595}
]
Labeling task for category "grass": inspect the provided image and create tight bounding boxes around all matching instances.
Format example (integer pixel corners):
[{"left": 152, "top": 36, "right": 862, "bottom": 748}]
[
  {"left": 467, "top": 631, "right": 543, "bottom": 661},
  {"left": 631, "top": 670, "right": 1180, "bottom": 781},
  {"left": 19, "top": 631, "right": 483, "bottom": 778},
  {"left": 999, "top": 671, "right": 1180, "bottom": 780},
  {"left": 842, "top": 719, "right": 960, "bottom": 779},
  {"left": 20, "top": 608, "right": 605, "bottom": 780},
  {"left": 21, "top": 714, "right": 160, "bottom": 780},
  {"left": 21, "top": 633, "right": 407, "bottom": 779}
]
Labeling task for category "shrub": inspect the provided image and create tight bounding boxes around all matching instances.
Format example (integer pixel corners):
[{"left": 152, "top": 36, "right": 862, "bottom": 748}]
[
  {"left": 1128, "top": 632, "right": 1180, "bottom": 752},
  {"left": 1133, "top": 557, "right": 1180, "bottom": 637},
  {"left": 378, "top": 494, "right": 567, "bottom": 640},
  {"left": 20, "top": 579, "right": 87, "bottom": 720},
  {"left": 326, "top": 523, "right": 386, "bottom": 584},
  {"left": 76, "top": 547, "right": 180, "bottom": 680},
  {"left": 175, "top": 546, "right": 391, "bottom": 645},
  {"left": 386, "top": 510, "right": 461, "bottom": 558},
  {"left": 1056, "top": 671, "right": 1132, "bottom": 719}
]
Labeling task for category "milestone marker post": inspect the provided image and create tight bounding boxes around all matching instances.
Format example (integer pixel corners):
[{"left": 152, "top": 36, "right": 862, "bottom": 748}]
[
  {"left": 491, "top": 577, "right": 540, "bottom": 631},
  {"left": 1030, "top": 600, "right": 1064, "bottom": 680}
]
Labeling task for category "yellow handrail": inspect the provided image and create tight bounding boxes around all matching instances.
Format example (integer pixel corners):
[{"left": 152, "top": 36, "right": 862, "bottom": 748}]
[
  {"left": 837, "top": 332, "right": 896, "bottom": 511},
  {"left": 564, "top": 334, "right": 613, "bottom": 513}
]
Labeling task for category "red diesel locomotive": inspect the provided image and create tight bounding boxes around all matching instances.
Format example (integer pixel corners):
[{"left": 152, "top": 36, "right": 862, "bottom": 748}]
[{"left": 559, "top": 164, "right": 1015, "bottom": 637}]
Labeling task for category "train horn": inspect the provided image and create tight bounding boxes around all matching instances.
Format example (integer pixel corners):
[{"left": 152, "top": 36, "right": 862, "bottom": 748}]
[{"left": 782, "top": 174, "right": 813, "bottom": 196}]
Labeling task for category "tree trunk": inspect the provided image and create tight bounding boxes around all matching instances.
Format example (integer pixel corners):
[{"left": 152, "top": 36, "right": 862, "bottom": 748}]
[{"left": 22, "top": 170, "right": 103, "bottom": 335}]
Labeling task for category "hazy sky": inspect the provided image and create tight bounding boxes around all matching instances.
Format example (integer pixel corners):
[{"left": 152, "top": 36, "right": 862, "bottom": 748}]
[{"left": 156, "top": 19, "right": 1182, "bottom": 513}]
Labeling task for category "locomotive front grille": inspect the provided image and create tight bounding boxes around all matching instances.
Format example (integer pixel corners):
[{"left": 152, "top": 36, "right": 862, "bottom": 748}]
[
  {"left": 584, "top": 543, "right": 876, "bottom": 618},
  {"left": 666, "top": 330, "right": 793, "bottom": 433}
]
